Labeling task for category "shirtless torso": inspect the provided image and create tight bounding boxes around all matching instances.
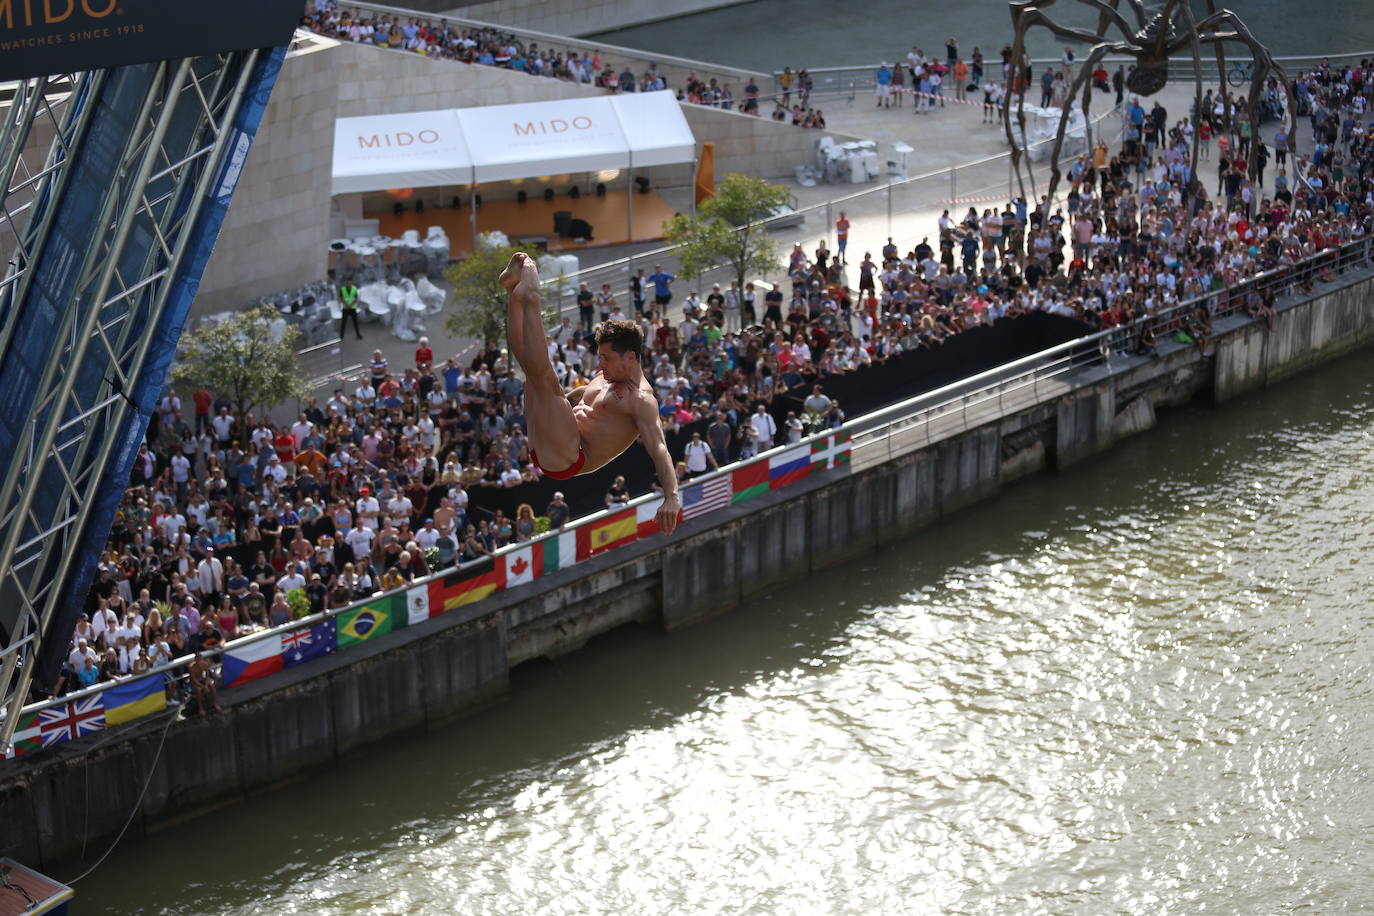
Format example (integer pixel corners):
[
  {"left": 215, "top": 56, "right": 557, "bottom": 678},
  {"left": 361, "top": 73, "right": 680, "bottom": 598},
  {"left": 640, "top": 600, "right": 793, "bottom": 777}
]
[
  {"left": 500, "top": 252, "right": 680, "bottom": 534},
  {"left": 567, "top": 373, "right": 654, "bottom": 471}
]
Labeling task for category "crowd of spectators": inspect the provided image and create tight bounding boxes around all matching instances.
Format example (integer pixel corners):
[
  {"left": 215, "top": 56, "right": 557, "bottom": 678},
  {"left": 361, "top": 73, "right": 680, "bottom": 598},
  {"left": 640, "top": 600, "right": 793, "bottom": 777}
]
[
  {"left": 300, "top": 1, "right": 675, "bottom": 95},
  {"left": 41, "top": 47, "right": 1374, "bottom": 709}
]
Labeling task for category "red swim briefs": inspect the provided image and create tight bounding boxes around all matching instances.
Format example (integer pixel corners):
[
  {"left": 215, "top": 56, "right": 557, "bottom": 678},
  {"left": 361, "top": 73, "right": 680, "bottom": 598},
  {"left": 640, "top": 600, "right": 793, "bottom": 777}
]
[{"left": 531, "top": 447, "right": 586, "bottom": 480}]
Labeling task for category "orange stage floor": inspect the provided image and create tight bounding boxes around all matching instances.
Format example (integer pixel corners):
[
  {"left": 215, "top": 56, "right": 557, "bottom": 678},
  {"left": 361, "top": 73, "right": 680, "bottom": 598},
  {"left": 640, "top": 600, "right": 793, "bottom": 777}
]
[{"left": 371, "top": 190, "right": 678, "bottom": 258}]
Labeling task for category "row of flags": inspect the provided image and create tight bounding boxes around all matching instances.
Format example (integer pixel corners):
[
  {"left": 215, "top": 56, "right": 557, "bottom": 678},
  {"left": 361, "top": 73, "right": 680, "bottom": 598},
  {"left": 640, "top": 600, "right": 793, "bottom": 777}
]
[{"left": 5, "top": 433, "right": 852, "bottom": 758}]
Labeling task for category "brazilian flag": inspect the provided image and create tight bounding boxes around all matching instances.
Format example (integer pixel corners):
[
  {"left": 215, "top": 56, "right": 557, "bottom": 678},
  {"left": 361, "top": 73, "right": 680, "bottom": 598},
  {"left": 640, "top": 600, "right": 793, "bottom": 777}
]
[{"left": 337, "top": 595, "right": 397, "bottom": 649}]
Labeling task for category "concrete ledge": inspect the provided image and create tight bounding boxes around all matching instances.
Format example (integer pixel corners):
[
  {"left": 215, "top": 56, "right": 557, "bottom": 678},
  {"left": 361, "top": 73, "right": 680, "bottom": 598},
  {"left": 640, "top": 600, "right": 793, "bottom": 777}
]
[{"left": 7, "top": 264, "right": 1374, "bottom": 869}]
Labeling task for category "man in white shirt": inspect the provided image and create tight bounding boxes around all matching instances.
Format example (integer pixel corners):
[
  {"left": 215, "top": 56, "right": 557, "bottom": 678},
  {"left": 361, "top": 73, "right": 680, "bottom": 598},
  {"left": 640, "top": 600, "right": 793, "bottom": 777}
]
[
  {"left": 290, "top": 414, "right": 314, "bottom": 450},
  {"left": 750, "top": 404, "right": 778, "bottom": 449},
  {"left": 345, "top": 520, "right": 375, "bottom": 560},
  {"left": 195, "top": 549, "right": 224, "bottom": 604},
  {"left": 414, "top": 518, "right": 441, "bottom": 550},
  {"left": 91, "top": 601, "right": 119, "bottom": 649},
  {"left": 356, "top": 487, "right": 381, "bottom": 530},
  {"left": 387, "top": 490, "right": 413, "bottom": 526},
  {"left": 278, "top": 563, "right": 307, "bottom": 595},
  {"left": 682, "top": 432, "right": 717, "bottom": 476},
  {"left": 210, "top": 407, "right": 235, "bottom": 447}
]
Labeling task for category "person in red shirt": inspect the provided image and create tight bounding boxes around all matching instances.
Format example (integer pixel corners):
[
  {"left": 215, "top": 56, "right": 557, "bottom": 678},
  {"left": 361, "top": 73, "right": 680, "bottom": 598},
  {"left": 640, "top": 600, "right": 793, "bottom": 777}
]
[
  {"left": 192, "top": 388, "right": 212, "bottom": 436},
  {"left": 273, "top": 427, "right": 296, "bottom": 464},
  {"left": 415, "top": 336, "right": 433, "bottom": 371}
]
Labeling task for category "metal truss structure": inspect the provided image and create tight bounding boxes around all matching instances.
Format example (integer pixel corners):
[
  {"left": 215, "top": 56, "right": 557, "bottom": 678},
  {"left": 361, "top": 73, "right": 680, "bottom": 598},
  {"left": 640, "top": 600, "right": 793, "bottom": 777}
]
[{"left": 0, "top": 50, "right": 273, "bottom": 752}]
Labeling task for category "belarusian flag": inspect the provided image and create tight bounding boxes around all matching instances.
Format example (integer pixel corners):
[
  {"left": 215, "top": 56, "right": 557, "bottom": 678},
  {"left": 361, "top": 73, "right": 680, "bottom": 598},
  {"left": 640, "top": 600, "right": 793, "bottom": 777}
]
[
  {"left": 811, "top": 432, "right": 852, "bottom": 470},
  {"left": 732, "top": 460, "right": 769, "bottom": 503},
  {"left": 543, "top": 531, "right": 576, "bottom": 576},
  {"left": 3, "top": 711, "right": 40, "bottom": 758}
]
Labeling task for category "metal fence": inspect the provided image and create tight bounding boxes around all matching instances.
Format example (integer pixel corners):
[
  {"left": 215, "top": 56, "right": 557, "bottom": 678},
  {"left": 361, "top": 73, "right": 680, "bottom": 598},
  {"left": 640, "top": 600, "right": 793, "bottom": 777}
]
[
  {"left": 8, "top": 234, "right": 1370, "bottom": 758},
  {"left": 535, "top": 106, "right": 1121, "bottom": 321},
  {"left": 773, "top": 50, "right": 1374, "bottom": 105}
]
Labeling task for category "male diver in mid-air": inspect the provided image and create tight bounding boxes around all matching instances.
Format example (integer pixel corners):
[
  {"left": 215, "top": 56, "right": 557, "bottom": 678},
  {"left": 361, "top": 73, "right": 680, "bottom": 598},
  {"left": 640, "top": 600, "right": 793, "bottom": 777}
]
[{"left": 498, "top": 252, "right": 680, "bottom": 534}]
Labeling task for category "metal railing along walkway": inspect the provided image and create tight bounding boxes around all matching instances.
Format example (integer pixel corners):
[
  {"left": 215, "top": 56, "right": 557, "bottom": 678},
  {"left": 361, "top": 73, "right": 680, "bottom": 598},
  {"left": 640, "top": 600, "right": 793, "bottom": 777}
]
[{"left": 6, "top": 235, "right": 1371, "bottom": 758}]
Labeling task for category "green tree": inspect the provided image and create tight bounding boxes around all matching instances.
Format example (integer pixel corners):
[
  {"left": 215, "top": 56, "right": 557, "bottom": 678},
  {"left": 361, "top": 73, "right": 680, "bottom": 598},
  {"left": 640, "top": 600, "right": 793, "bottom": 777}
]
[
  {"left": 665, "top": 172, "right": 790, "bottom": 293},
  {"left": 444, "top": 243, "right": 548, "bottom": 350},
  {"left": 171, "top": 305, "right": 309, "bottom": 441}
]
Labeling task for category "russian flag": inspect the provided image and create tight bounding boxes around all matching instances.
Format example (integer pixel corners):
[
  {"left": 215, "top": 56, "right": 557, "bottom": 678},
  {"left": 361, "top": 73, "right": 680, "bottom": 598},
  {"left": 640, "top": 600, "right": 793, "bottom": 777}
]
[
  {"left": 768, "top": 445, "right": 813, "bottom": 489},
  {"left": 222, "top": 633, "right": 284, "bottom": 688}
]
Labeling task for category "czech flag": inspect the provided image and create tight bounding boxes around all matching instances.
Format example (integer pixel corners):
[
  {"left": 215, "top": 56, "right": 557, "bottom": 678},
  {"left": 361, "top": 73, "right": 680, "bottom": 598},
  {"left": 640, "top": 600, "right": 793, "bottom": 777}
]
[
  {"left": 223, "top": 633, "right": 284, "bottom": 687},
  {"left": 768, "top": 445, "right": 813, "bottom": 489}
]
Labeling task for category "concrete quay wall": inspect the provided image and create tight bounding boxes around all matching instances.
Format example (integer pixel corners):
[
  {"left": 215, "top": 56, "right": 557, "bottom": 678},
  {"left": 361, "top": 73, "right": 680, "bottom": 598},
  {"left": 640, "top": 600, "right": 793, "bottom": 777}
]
[{"left": 5, "top": 266, "right": 1374, "bottom": 869}]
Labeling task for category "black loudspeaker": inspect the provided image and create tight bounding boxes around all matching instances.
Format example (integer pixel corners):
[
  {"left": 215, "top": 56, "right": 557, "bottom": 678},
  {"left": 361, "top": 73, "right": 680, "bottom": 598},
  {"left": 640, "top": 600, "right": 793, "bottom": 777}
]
[
  {"left": 393, "top": 201, "right": 404, "bottom": 216},
  {"left": 452, "top": 195, "right": 461, "bottom": 209},
  {"left": 544, "top": 188, "right": 554, "bottom": 202},
  {"left": 415, "top": 199, "right": 424, "bottom": 213},
  {"left": 517, "top": 190, "right": 527, "bottom": 204},
  {"left": 569, "top": 218, "right": 593, "bottom": 240},
  {"left": 553, "top": 210, "right": 573, "bottom": 237},
  {"left": 569, "top": 185, "right": 580, "bottom": 199},
  {"left": 596, "top": 182, "right": 606, "bottom": 196},
  {"left": 475, "top": 194, "right": 482, "bottom": 209},
  {"left": 635, "top": 175, "right": 650, "bottom": 193}
]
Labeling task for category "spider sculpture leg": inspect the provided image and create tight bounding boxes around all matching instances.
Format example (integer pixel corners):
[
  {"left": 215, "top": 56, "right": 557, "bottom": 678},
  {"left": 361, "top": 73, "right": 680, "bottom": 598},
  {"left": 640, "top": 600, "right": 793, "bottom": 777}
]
[
  {"left": 1044, "top": 45, "right": 1117, "bottom": 204},
  {"left": 1184, "top": 10, "right": 1300, "bottom": 211},
  {"left": 1004, "top": 2, "right": 1136, "bottom": 205}
]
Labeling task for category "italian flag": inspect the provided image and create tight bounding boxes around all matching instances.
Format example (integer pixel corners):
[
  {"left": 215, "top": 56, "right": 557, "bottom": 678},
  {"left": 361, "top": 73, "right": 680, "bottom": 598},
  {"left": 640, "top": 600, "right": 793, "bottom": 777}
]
[{"left": 543, "top": 530, "right": 576, "bottom": 575}]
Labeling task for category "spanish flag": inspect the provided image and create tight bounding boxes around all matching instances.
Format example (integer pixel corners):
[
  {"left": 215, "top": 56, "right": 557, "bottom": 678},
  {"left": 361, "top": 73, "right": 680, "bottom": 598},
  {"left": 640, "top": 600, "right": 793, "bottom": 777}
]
[
  {"left": 578, "top": 507, "right": 638, "bottom": 558},
  {"left": 428, "top": 561, "right": 503, "bottom": 613}
]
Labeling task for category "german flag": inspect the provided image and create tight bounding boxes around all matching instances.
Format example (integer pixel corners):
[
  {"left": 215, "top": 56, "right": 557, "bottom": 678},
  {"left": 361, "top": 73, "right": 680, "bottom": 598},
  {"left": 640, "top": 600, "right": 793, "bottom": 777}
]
[
  {"left": 577, "top": 507, "right": 638, "bottom": 558},
  {"left": 428, "top": 560, "right": 503, "bottom": 613}
]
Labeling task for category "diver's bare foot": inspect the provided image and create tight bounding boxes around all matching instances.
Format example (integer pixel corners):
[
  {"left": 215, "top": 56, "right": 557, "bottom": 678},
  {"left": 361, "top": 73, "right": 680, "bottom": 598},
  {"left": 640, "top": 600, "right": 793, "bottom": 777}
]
[
  {"left": 503, "top": 252, "right": 541, "bottom": 309},
  {"left": 499, "top": 252, "right": 526, "bottom": 292}
]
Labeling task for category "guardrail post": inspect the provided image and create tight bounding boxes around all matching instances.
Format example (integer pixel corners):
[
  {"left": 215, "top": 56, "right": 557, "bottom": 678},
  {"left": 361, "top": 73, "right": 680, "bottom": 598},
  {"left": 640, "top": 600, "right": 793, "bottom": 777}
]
[{"left": 949, "top": 166, "right": 956, "bottom": 208}]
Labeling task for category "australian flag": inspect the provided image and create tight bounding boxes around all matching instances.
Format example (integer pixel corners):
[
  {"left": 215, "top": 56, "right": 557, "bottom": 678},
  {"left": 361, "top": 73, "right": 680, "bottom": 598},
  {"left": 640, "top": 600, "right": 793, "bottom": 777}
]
[{"left": 281, "top": 618, "right": 337, "bottom": 668}]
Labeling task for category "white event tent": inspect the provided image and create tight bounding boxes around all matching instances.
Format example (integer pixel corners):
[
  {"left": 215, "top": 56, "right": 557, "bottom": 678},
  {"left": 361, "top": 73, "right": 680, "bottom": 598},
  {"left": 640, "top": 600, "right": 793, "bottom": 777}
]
[{"left": 332, "top": 91, "right": 696, "bottom": 240}]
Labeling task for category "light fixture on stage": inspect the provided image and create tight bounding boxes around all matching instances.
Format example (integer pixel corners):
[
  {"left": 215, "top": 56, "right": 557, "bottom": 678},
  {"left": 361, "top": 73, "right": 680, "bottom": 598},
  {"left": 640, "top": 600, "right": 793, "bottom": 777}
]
[
  {"left": 517, "top": 190, "right": 527, "bottom": 203},
  {"left": 415, "top": 199, "right": 424, "bottom": 213},
  {"left": 452, "top": 196, "right": 461, "bottom": 209},
  {"left": 596, "top": 183, "right": 606, "bottom": 197},
  {"left": 635, "top": 175, "right": 651, "bottom": 194},
  {"left": 569, "top": 186, "right": 580, "bottom": 199},
  {"left": 544, "top": 188, "right": 554, "bottom": 202}
]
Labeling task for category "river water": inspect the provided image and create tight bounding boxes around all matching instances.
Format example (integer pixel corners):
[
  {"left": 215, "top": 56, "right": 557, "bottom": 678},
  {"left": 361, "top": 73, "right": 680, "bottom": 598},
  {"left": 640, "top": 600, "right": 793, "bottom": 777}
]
[
  {"left": 72, "top": 351, "right": 1374, "bottom": 913},
  {"left": 587, "top": 0, "right": 1374, "bottom": 74}
]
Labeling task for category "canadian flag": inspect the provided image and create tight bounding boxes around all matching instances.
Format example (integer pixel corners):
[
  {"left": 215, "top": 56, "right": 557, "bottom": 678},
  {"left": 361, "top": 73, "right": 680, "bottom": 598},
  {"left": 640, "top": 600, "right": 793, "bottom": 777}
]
[{"left": 499, "top": 543, "right": 540, "bottom": 588}]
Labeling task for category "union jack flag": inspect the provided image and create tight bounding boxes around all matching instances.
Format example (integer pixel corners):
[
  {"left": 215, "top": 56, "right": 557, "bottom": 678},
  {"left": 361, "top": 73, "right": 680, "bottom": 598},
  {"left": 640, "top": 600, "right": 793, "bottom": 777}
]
[
  {"left": 280, "top": 628, "right": 313, "bottom": 653},
  {"left": 39, "top": 694, "right": 105, "bottom": 746}
]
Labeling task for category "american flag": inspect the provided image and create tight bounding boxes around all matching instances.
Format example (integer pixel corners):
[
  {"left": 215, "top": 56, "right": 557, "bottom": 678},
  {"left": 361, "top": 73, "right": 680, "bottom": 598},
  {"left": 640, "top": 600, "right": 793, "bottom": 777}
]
[
  {"left": 681, "top": 474, "right": 732, "bottom": 522},
  {"left": 39, "top": 694, "right": 105, "bottom": 745}
]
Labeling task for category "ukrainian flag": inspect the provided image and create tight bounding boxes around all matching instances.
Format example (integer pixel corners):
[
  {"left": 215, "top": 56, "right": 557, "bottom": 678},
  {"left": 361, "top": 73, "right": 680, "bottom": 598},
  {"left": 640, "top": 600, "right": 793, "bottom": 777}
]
[
  {"left": 103, "top": 674, "right": 164, "bottom": 726},
  {"left": 337, "top": 601, "right": 393, "bottom": 649}
]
